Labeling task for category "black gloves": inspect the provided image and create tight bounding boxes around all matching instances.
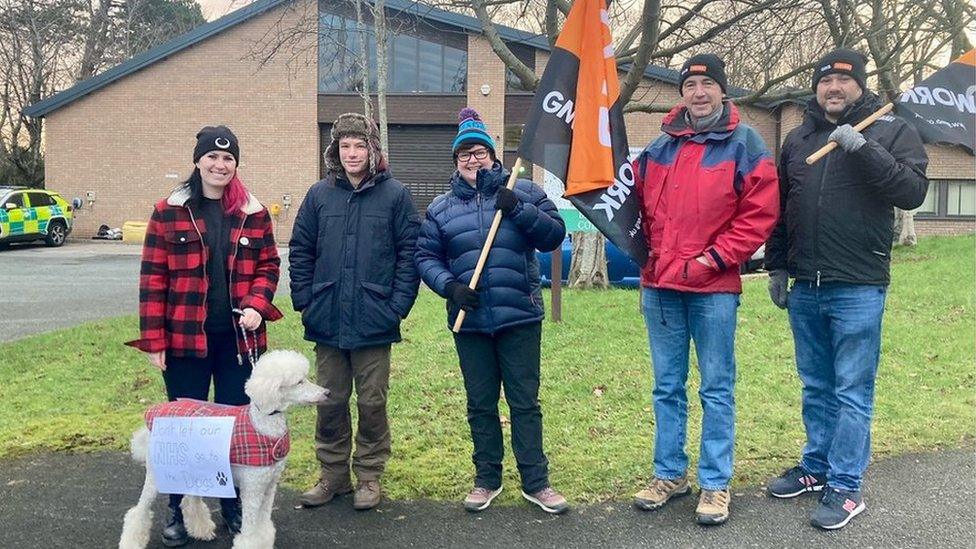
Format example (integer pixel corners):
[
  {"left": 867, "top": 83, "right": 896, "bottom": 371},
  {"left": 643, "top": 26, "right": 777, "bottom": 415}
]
[
  {"left": 768, "top": 270, "right": 789, "bottom": 309},
  {"left": 494, "top": 187, "right": 519, "bottom": 215},
  {"left": 446, "top": 281, "right": 480, "bottom": 312}
]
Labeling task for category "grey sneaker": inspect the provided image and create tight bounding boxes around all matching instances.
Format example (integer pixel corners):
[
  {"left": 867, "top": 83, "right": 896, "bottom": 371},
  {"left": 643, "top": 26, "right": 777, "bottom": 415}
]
[
  {"left": 633, "top": 476, "right": 691, "bottom": 511},
  {"left": 463, "top": 485, "right": 503, "bottom": 512},
  {"left": 299, "top": 477, "right": 353, "bottom": 507},
  {"left": 521, "top": 486, "right": 569, "bottom": 514}
]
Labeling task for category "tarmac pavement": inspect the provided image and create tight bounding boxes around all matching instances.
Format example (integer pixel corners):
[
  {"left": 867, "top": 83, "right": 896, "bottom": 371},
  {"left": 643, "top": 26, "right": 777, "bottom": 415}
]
[
  {"left": 0, "top": 449, "right": 972, "bottom": 548},
  {"left": 0, "top": 239, "right": 290, "bottom": 342}
]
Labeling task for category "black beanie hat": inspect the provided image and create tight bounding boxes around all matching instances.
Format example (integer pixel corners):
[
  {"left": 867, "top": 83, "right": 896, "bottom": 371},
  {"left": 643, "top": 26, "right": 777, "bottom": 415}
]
[
  {"left": 679, "top": 53, "right": 728, "bottom": 95},
  {"left": 812, "top": 48, "right": 868, "bottom": 91},
  {"left": 193, "top": 125, "right": 240, "bottom": 164}
]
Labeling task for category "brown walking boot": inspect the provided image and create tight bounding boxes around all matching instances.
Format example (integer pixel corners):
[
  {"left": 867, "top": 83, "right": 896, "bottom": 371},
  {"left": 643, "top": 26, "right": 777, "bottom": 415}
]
[
  {"left": 353, "top": 479, "right": 382, "bottom": 510},
  {"left": 633, "top": 476, "right": 691, "bottom": 511},
  {"left": 299, "top": 476, "right": 353, "bottom": 507},
  {"left": 696, "top": 489, "right": 731, "bottom": 525}
]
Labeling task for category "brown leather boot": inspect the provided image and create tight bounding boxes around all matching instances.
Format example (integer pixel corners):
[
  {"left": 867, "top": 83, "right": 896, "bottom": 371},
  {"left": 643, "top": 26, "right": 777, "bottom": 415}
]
[
  {"left": 353, "top": 479, "right": 382, "bottom": 510},
  {"left": 299, "top": 477, "right": 354, "bottom": 507}
]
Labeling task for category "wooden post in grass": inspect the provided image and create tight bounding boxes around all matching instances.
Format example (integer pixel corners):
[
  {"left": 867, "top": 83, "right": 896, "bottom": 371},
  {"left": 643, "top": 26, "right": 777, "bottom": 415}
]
[
  {"left": 551, "top": 243, "right": 562, "bottom": 322},
  {"left": 805, "top": 102, "right": 894, "bottom": 165}
]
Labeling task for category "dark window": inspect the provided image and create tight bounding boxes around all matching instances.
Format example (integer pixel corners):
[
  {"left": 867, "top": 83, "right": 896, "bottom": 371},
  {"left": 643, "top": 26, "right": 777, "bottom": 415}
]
[
  {"left": 915, "top": 179, "right": 976, "bottom": 219},
  {"left": 503, "top": 123, "right": 524, "bottom": 172},
  {"left": 505, "top": 43, "right": 536, "bottom": 93},
  {"left": 504, "top": 124, "right": 524, "bottom": 150},
  {"left": 28, "top": 192, "right": 54, "bottom": 207},
  {"left": 5, "top": 192, "right": 24, "bottom": 208},
  {"left": 318, "top": 14, "right": 385, "bottom": 93},
  {"left": 319, "top": 12, "right": 466, "bottom": 93}
]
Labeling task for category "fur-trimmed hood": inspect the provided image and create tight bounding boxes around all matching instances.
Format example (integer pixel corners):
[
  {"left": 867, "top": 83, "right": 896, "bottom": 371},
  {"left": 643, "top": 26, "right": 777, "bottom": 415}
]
[{"left": 167, "top": 185, "right": 264, "bottom": 215}]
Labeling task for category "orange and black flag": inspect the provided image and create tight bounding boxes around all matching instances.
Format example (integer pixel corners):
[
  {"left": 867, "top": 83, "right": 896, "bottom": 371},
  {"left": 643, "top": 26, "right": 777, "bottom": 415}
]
[
  {"left": 517, "top": 0, "right": 646, "bottom": 263},
  {"left": 896, "top": 49, "right": 975, "bottom": 155}
]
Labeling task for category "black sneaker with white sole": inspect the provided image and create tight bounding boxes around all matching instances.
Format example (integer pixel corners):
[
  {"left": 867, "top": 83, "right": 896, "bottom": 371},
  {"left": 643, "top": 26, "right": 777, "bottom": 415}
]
[
  {"left": 767, "top": 465, "right": 827, "bottom": 498},
  {"left": 810, "top": 487, "right": 865, "bottom": 530}
]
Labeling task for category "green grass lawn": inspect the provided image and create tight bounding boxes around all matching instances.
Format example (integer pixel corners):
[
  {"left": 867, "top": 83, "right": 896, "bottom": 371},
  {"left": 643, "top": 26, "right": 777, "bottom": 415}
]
[{"left": 0, "top": 235, "right": 973, "bottom": 504}]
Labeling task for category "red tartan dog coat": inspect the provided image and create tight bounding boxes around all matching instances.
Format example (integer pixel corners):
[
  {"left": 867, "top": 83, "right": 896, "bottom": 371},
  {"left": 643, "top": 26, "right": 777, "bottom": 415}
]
[{"left": 145, "top": 399, "right": 290, "bottom": 467}]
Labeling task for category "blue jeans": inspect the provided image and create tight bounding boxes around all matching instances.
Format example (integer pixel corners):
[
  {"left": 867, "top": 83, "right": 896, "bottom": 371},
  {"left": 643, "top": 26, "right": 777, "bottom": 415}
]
[
  {"left": 788, "top": 282, "right": 887, "bottom": 492},
  {"left": 641, "top": 288, "right": 739, "bottom": 490}
]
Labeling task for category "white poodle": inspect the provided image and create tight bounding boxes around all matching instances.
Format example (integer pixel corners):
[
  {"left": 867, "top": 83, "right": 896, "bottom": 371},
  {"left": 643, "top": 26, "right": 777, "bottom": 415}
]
[{"left": 119, "top": 349, "right": 328, "bottom": 549}]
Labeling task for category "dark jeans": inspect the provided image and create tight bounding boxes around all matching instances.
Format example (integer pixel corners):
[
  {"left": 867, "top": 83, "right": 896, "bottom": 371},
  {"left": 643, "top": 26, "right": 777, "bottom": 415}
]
[
  {"left": 161, "top": 331, "right": 250, "bottom": 513},
  {"left": 453, "top": 322, "right": 550, "bottom": 494},
  {"left": 788, "top": 281, "right": 887, "bottom": 491},
  {"left": 313, "top": 344, "right": 392, "bottom": 482}
]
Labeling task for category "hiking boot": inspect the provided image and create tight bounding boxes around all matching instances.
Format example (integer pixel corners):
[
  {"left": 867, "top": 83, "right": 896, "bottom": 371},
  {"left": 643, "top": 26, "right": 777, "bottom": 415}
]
[
  {"left": 521, "top": 486, "right": 569, "bottom": 514},
  {"left": 220, "top": 497, "right": 242, "bottom": 535},
  {"left": 463, "top": 485, "right": 503, "bottom": 512},
  {"left": 810, "top": 487, "right": 865, "bottom": 530},
  {"left": 300, "top": 477, "right": 354, "bottom": 507},
  {"left": 633, "top": 476, "right": 691, "bottom": 511},
  {"left": 353, "top": 480, "right": 382, "bottom": 510},
  {"left": 696, "top": 489, "right": 731, "bottom": 525},
  {"left": 160, "top": 506, "right": 189, "bottom": 547},
  {"left": 767, "top": 465, "right": 827, "bottom": 498}
]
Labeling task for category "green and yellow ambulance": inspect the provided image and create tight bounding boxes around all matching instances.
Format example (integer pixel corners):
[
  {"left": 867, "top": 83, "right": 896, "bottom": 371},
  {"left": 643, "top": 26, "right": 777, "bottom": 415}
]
[{"left": 0, "top": 186, "right": 74, "bottom": 248}]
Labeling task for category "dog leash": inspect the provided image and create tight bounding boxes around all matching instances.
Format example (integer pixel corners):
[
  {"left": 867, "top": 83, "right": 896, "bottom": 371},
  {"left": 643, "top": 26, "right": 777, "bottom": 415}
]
[{"left": 232, "top": 308, "right": 259, "bottom": 367}]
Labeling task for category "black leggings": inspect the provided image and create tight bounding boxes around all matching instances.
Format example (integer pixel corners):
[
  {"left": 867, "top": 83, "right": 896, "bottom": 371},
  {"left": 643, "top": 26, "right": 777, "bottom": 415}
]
[
  {"left": 162, "top": 331, "right": 250, "bottom": 512},
  {"left": 162, "top": 331, "right": 251, "bottom": 405}
]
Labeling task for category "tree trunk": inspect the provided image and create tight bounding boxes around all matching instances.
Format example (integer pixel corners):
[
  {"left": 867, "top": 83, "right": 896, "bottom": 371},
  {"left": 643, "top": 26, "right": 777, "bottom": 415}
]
[
  {"left": 568, "top": 232, "right": 609, "bottom": 289},
  {"left": 895, "top": 208, "right": 918, "bottom": 246},
  {"left": 374, "top": 0, "right": 388, "bottom": 152},
  {"left": 353, "top": 0, "right": 370, "bottom": 118}
]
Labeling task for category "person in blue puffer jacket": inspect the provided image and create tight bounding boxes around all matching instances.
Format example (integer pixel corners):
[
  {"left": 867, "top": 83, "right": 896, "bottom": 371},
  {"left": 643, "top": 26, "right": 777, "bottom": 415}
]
[{"left": 414, "top": 108, "right": 568, "bottom": 515}]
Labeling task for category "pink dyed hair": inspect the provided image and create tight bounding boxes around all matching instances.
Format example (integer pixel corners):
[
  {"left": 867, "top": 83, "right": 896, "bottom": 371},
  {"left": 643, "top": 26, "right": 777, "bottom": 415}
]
[{"left": 222, "top": 173, "right": 249, "bottom": 214}]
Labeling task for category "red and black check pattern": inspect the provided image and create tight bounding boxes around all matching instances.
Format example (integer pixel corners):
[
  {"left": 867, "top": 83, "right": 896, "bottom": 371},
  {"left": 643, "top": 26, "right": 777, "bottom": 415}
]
[
  {"left": 145, "top": 398, "right": 290, "bottom": 467},
  {"left": 126, "top": 196, "right": 282, "bottom": 358}
]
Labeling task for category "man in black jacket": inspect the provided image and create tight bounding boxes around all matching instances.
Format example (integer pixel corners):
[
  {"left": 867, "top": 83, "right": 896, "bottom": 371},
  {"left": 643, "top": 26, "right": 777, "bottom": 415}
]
[
  {"left": 764, "top": 48, "right": 928, "bottom": 530},
  {"left": 289, "top": 113, "right": 420, "bottom": 511}
]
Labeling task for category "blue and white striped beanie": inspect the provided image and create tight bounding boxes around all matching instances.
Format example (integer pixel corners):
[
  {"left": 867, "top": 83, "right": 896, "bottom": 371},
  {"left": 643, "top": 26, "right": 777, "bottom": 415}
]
[{"left": 452, "top": 107, "right": 496, "bottom": 156}]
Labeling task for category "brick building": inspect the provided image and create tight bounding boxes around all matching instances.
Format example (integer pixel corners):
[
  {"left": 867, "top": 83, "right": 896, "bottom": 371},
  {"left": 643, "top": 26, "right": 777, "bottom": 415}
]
[{"left": 23, "top": 0, "right": 974, "bottom": 241}]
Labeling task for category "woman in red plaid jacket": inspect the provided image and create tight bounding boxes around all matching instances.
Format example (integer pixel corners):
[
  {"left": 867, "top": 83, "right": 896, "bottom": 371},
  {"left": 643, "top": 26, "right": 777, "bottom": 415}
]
[{"left": 124, "top": 125, "right": 282, "bottom": 543}]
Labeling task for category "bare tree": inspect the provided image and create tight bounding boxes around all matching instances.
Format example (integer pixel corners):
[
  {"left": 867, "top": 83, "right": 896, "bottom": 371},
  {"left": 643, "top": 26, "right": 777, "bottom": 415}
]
[
  {"left": 455, "top": 0, "right": 973, "bottom": 261},
  {"left": 1, "top": 0, "right": 205, "bottom": 186},
  {"left": 0, "top": 0, "right": 79, "bottom": 186},
  {"left": 76, "top": 0, "right": 205, "bottom": 81},
  {"left": 374, "top": 0, "right": 388, "bottom": 152}
]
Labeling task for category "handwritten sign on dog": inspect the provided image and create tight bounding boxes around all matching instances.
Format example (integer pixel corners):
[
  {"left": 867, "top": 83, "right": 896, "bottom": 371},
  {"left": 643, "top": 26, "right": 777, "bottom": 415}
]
[{"left": 149, "top": 416, "right": 236, "bottom": 498}]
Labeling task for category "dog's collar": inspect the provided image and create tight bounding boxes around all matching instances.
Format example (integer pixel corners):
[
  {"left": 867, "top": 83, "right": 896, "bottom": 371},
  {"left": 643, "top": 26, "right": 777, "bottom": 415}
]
[{"left": 251, "top": 403, "right": 282, "bottom": 416}]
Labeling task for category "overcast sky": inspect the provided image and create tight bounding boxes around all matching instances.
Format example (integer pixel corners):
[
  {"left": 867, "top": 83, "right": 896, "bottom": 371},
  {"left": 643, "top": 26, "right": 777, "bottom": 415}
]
[{"left": 197, "top": 0, "right": 250, "bottom": 20}]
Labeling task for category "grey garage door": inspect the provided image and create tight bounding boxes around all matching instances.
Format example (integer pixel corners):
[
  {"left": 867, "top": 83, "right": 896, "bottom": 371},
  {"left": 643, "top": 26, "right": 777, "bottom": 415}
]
[{"left": 319, "top": 124, "right": 457, "bottom": 212}]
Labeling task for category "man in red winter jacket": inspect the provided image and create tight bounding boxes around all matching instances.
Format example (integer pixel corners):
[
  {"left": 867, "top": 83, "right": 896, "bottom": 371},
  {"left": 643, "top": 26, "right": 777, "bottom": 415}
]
[{"left": 630, "top": 53, "right": 779, "bottom": 526}]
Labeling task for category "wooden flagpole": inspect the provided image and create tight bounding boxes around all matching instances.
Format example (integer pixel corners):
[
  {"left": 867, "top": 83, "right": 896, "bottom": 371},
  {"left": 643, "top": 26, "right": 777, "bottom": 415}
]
[
  {"left": 452, "top": 157, "right": 524, "bottom": 333},
  {"left": 805, "top": 102, "right": 894, "bottom": 165}
]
